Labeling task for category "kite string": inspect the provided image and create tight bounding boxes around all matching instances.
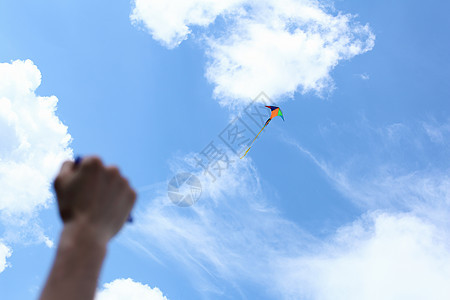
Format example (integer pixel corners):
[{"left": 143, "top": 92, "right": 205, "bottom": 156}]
[{"left": 240, "top": 119, "right": 270, "bottom": 159}]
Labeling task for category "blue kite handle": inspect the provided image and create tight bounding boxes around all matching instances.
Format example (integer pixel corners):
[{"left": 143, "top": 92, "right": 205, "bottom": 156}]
[
  {"left": 74, "top": 156, "right": 82, "bottom": 165},
  {"left": 74, "top": 156, "right": 133, "bottom": 223}
]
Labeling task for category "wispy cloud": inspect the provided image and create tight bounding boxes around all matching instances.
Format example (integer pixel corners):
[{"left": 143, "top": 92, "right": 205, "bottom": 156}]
[
  {"left": 359, "top": 73, "right": 370, "bottom": 80},
  {"left": 128, "top": 119, "right": 450, "bottom": 299},
  {"left": 0, "top": 60, "right": 72, "bottom": 251},
  {"left": 128, "top": 150, "right": 314, "bottom": 294},
  {"left": 131, "top": 0, "right": 375, "bottom": 105},
  {"left": 422, "top": 119, "right": 450, "bottom": 144},
  {"left": 279, "top": 121, "right": 450, "bottom": 298},
  {"left": 96, "top": 278, "right": 168, "bottom": 300}
]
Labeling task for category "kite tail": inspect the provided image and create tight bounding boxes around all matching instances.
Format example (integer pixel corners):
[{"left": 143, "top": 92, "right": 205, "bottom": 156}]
[{"left": 240, "top": 119, "right": 271, "bottom": 159}]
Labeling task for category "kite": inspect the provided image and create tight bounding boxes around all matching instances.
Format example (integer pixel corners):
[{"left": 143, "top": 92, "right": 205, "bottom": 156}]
[{"left": 240, "top": 106, "right": 284, "bottom": 159}]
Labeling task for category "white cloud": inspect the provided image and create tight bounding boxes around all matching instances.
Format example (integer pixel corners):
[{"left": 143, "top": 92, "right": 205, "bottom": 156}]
[
  {"left": 131, "top": 0, "right": 245, "bottom": 49},
  {"left": 284, "top": 118, "right": 450, "bottom": 212},
  {"left": 129, "top": 136, "right": 450, "bottom": 299},
  {"left": 279, "top": 125, "right": 450, "bottom": 299},
  {"left": 0, "top": 241, "right": 12, "bottom": 273},
  {"left": 96, "top": 278, "right": 168, "bottom": 300},
  {"left": 359, "top": 73, "right": 370, "bottom": 80},
  {"left": 131, "top": 0, "right": 375, "bottom": 105},
  {"left": 0, "top": 59, "right": 73, "bottom": 217},
  {"left": 275, "top": 212, "right": 450, "bottom": 300},
  {"left": 423, "top": 121, "right": 450, "bottom": 144},
  {"left": 130, "top": 150, "right": 314, "bottom": 292},
  {"left": 0, "top": 59, "right": 72, "bottom": 254}
]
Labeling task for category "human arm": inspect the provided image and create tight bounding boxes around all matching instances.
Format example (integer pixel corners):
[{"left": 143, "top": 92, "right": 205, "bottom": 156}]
[{"left": 39, "top": 156, "right": 136, "bottom": 300}]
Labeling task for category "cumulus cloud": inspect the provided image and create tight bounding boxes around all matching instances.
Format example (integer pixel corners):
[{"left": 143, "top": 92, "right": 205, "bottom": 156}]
[
  {"left": 0, "top": 242, "right": 12, "bottom": 273},
  {"left": 131, "top": 0, "right": 374, "bottom": 105},
  {"left": 96, "top": 278, "right": 168, "bottom": 300},
  {"left": 0, "top": 59, "right": 72, "bottom": 254},
  {"left": 275, "top": 212, "right": 450, "bottom": 300},
  {"left": 279, "top": 124, "right": 450, "bottom": 299},
  {"left": 131, "top": 0, "right": 245, "bottom": 48},
  {"left": 0, "top": 59, "right": 72, "bottom": 218}
]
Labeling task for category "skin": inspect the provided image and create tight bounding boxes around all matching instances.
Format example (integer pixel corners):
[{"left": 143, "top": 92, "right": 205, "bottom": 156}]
[{"left": 39, "top": 156, "right": 136, "bottom": 300}]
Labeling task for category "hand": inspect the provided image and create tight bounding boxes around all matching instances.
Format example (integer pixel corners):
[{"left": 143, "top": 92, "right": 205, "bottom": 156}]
[{"left": 53, "top": 156, "right": 136, "bottom": 245}]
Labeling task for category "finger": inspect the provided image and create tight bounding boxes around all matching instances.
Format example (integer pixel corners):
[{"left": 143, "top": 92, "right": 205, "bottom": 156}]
[
  {"left": 126, "top": 187, "right": 137, "bottom": 223},
  {"left": 115, "top": 185, "right": 136, "bottom": 223},
  {"left": 129, "top": 187, "right": 137, "bottom": 203},
  {"left": 58, "top": 160, "right": 75, "bottom": 178},
  {"left": 106, "top": 166, "right": 121, "bottom": 181},
  {"left": 125, "top": 187, "right": 137, "bottom": 208},
  {"left": 79, "top": 156, "right": 103, "bottom": 171},
  {"left": 123, "top": 190, "right": 136, "bottom": 224}
]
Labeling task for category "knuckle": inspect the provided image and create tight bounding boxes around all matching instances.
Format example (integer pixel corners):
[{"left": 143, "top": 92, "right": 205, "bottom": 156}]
[
  {"left": 82, "top": 156, "right": 103, "bottom": 170},
  {"left": 120, "top": 177, "right": 130, "bottom": 189},
  {"left": 127, "top": 188, "right": 137, "bottom": 205},
  {"left": 61, "top": 160, "right": 72, "bottom": 170},
  {"left": 129, "top": 188, "right": 137, "bottom": 202},
  {"left": 116, "top": 173, "right": 129, "bottom": 185},
  {"left": 106, "top": 166, "right": 121, "bottom": 178}
]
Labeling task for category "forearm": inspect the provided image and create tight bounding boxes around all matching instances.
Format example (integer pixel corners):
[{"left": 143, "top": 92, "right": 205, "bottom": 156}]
[{"left": 39, "top": 221, "right": 107, "bottom": 300}]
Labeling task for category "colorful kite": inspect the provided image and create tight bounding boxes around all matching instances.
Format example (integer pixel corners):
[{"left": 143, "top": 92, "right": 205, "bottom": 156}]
[{"left": 240, "top": 106, "right": 284, "bottom": 159}]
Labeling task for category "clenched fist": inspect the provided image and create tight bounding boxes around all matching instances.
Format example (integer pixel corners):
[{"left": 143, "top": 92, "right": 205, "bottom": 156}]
[{"left": 53, "top": 156, "right": 136, "bottom": 244}]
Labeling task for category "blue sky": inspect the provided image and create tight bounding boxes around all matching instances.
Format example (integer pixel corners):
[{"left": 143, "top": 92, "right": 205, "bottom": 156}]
[{"left": 1, "top": 0, "right": 450, "bottom": 299}]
